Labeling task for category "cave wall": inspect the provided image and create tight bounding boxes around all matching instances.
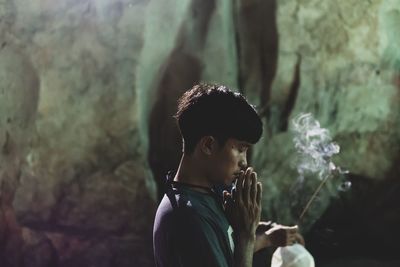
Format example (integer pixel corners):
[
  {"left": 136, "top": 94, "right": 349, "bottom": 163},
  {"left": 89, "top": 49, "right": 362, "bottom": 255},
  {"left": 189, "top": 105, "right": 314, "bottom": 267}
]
[
  {"left": 252, "top": 0, "right": 400, "bottom": 228},
  {"left": 0, "top": 0, "right": 157, "bottom": 266},
  {"left": 0, "top": 0, "right": 399, "bottom": 266}
]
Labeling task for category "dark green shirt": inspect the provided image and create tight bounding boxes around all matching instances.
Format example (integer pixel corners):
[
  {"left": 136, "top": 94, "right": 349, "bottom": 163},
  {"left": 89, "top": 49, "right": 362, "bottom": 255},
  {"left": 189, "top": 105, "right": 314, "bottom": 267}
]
[{"left": 153, "top": 185, "right": 235, "bottom": 267}]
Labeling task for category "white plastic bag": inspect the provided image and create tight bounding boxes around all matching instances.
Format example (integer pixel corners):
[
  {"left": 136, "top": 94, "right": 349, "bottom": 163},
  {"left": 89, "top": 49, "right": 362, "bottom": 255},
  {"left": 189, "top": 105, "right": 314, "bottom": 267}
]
[{"left": 271, "top": 244, "right": 315, "bottom": 267}]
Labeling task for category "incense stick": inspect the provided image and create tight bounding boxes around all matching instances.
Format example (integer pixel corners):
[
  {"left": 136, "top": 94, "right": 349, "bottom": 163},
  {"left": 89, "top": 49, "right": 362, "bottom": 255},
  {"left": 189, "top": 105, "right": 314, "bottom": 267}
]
[{"left": 298, "top": 174, "right": 331, "bottom": 223}]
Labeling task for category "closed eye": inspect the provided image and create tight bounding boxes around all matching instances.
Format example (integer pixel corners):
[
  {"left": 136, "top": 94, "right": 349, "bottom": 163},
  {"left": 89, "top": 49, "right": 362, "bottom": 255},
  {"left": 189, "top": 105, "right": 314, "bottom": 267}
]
[{"left": 238, "top": 144, "right": 250, "bottom": 153}]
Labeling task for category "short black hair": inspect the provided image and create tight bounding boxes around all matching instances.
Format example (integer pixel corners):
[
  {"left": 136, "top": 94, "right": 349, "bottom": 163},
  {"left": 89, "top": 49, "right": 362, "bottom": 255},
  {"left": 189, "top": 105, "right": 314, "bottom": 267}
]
[{"left": 175, "top": 83, "right": 263, "bottom": 154}]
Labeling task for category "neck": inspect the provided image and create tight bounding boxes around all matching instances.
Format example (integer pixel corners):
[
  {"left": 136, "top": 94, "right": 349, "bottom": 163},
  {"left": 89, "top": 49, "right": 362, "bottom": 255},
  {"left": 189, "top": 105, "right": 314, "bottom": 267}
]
[{"left": 174, "top": 154, "right": 212, "bottom": 191}]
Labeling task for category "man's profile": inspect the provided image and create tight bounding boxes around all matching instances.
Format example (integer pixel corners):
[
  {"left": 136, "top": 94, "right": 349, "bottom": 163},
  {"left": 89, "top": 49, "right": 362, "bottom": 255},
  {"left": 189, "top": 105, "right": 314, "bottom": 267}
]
[{"left": 153, "top": 83, "right": 304, "bottom": 267}]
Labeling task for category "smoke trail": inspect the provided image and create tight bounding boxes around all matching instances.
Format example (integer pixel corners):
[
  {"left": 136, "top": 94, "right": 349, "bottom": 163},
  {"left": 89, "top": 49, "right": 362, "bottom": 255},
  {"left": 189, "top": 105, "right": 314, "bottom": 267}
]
[
  {"left": 290, "top": 113, "right": 351, "bottom": 225},
  {"left": 291, "top": 113, "right": 346, "bottom": 182}
]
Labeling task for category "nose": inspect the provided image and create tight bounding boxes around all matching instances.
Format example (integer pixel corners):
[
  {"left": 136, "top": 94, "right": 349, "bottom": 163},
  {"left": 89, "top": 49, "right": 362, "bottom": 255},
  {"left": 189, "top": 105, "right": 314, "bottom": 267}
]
[{"left": 239, "top": 155, "right": 247, "bottom": 170}]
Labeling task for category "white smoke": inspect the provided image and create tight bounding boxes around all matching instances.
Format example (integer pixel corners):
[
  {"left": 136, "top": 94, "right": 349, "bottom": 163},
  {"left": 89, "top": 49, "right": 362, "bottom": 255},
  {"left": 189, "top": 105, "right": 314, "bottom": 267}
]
[
  {"left": 291, "top": 113, "right": 347, "bottom": 182},
  {"left": 290, "top": 113, "right": 351, "bottom": 226}
]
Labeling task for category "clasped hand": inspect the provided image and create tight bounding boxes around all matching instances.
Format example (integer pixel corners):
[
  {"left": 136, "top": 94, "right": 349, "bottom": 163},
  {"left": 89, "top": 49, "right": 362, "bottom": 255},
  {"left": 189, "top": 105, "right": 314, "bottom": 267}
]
[
  {"left": 223, "top": 168, "right": 305, "bottom": 250},
  {"left": 223, "top": 167, "right": 262, "bottom": 240}
]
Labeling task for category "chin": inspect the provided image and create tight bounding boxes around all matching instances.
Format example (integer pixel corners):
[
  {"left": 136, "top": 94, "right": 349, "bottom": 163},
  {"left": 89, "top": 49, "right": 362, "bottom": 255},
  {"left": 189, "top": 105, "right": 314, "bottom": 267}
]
[
  {"left": 225, "top": 176, "right": 236, "bottom": 187},
  {"left": 218, "top": 177, "right": 232, "bottom": 186},
  {"left": 224, "top": 181, "right": 232, "bottom": 187}
]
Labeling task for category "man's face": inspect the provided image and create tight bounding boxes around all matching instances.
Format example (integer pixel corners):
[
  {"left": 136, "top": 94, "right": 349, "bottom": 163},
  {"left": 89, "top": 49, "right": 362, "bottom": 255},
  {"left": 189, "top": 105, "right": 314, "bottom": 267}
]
[{"left": 210, "top": 138, "right": 250, "bottom": 186}]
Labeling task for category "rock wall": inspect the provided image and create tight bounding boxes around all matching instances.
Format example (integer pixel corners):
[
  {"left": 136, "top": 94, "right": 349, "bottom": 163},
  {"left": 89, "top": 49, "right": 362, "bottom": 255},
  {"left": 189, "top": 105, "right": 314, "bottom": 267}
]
[
  {"left": 0, "top": 0, "right": 157, "bottom": 266},
  {"left": 0, "top": 0, "right": 400, "bottom": 266},
  {"left": 253, "top": 0, "right": 400, "bottom": 227}
]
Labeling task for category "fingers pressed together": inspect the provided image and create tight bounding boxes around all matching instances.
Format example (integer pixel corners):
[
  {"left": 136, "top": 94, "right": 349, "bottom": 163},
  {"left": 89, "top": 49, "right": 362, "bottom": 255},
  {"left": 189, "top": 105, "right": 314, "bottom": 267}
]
[
  {"left": 227, "top": 167, "right": 262, "bottom": 235},
  {"left": 235, "top": 168, "right": 262, "bottom": 207}
]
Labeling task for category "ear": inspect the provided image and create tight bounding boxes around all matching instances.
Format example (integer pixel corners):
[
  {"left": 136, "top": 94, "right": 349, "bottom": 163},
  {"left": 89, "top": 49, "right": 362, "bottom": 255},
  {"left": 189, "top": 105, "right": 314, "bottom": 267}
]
[{"left": 198, "top": 136, "right": 217, "bottom": 156}]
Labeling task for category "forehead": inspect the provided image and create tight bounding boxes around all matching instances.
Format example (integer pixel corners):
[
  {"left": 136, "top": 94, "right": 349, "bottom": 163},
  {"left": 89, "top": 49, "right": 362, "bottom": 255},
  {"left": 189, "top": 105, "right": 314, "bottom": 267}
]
[{"left": 226, "top": 138, "right": 251, "bottom": 147}]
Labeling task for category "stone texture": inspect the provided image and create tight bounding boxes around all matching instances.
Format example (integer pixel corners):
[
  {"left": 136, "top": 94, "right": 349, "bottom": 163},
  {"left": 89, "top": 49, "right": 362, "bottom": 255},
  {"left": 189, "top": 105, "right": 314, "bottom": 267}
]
[
  {"left": 253, "top": 0, "right": 400, "bottom": 227},
  {"left": 250, "top": 0, "right": 400, "bottom": 264},
  {"left": 0, "top": 0, "right": 156, "bottom": 266}
]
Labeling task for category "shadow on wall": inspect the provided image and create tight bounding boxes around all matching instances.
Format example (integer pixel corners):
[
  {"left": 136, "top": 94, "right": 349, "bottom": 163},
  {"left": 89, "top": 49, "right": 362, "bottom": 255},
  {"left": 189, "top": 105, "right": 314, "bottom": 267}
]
[
  {"left": 147, "top": 0, "right": 281, "bottom": 202},
  {"left": 148, "top": 0, "right": 216, "bottom": 201}
]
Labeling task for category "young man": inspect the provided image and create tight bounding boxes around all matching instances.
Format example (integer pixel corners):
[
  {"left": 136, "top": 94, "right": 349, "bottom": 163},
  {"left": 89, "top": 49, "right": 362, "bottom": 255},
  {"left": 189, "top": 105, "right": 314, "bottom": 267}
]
[{"left": 153, "top": 84, "right": 303, "bottom": 267}]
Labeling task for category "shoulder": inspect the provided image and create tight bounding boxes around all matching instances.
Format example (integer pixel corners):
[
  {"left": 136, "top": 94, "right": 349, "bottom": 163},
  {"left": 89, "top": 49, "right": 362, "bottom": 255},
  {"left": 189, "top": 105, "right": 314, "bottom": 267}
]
[
  {"left": 155, "top": 191, "right": 213, "bottom": 231},
  {"left": 154, "top": 192, "right": 197, "bottom": 225}
]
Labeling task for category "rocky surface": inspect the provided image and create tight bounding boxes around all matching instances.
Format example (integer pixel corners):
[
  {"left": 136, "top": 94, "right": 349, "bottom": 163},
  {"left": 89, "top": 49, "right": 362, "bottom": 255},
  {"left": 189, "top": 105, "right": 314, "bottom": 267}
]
[
  {"left": 0, "top": 0, "right": 156, "bottom": 266},
  {"left": 252, "top": 0, "right": 400, "bottom": 226},
  {"left": 0, "top": 0, "right": 399, "bottom": 266}
]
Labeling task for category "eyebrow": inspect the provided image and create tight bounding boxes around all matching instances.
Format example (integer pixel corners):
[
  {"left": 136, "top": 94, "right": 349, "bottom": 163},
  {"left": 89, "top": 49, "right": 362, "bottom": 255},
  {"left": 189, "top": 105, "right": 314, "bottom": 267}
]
[{"left": 239, "top": 142, "right": 251, "bottom": 148}]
